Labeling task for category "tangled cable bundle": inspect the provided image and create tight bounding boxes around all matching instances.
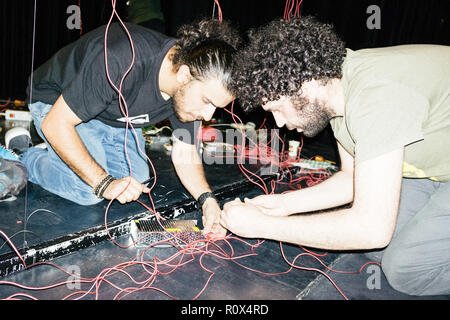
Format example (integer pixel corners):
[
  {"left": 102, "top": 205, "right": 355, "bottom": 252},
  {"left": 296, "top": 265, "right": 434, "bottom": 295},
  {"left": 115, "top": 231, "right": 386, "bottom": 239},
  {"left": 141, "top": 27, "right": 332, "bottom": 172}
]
[{"left": 0, "top": 0, "right": 381, "bottom": 301}]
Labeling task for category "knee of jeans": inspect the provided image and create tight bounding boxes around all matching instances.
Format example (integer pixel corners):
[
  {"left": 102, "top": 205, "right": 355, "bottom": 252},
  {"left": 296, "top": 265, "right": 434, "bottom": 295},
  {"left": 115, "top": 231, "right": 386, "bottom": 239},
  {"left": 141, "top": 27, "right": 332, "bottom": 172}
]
[
  {"left": 381, "top": 249, "right": 426, "bottom": 295},
  {"left": 29, "top": 102, "right": 51, "bottom": 124},
  {"left": 133, "top": 165, "right": 150, "bottom": 183},
  {"left": 364, "top": 249, "right": 385, "bottom": 264},
  {"left": 69, "top": 182, "right": 103, "bottom": 206},
  {"left": 71, "top": 192, "right": 104, "bottom": 206}
]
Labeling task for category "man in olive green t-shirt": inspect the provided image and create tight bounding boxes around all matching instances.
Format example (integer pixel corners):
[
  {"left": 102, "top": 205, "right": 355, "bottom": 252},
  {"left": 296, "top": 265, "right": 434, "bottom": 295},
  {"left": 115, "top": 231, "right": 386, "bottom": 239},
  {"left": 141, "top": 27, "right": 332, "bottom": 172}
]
[
  {"left": 221, "top": 17, "right": 450, "bottom": 296},
  {"left": 331, "top": 45, "right": 450, "bottom": 182}
]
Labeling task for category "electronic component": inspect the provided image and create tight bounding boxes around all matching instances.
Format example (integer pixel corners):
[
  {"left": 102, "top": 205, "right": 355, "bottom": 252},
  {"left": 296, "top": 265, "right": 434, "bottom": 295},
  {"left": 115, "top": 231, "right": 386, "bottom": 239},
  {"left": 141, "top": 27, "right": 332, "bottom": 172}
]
[
  {"left": 203, "top": 142, "right": 234, "bottom": 153},
  {"left": 2, "top": 110, "right": 32, "bottom": 121},
  {"left": 287, "top": 158, "right": 338, "bottom": 172},
  {"left": 130, "top": 219, "right": 205, "bottom": 248},
  {"left": 288, "top": 140, "right": 300, "bottom": 158},
  {"left": 230, "top": 122, "right": 256, "bottom": 131},
  {"left": 199, "top": 126, "right": 222, "bottom": 142}
]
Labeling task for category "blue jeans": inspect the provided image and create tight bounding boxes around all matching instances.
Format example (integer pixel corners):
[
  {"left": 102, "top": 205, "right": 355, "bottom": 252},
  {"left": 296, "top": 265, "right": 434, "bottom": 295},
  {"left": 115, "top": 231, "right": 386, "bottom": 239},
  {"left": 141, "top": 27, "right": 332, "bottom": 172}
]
[{"left": 21, "top": 101, "right": 150, "bottom": 205}]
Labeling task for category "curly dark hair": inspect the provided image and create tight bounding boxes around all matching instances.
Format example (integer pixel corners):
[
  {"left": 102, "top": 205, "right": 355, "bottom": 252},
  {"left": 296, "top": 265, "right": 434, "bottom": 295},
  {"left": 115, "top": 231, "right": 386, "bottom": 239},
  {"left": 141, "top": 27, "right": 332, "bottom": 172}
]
[
  {"left": 172, "top": 19, "right": 242, "bottom": 93},
  {"left": 231, "top": 16, "right": 346, "bottom": 112}
]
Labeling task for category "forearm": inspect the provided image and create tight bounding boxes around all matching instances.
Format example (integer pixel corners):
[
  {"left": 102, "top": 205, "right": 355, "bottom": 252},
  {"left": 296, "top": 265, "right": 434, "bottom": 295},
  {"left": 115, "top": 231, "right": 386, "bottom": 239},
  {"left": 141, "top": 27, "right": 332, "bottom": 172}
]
[
  {"left": 281, "top": 170, "right": 354, "bottom": 214},
  {"left": 173, "top": 162, "right": 212, "bottom": 199},
  {"left": 258, "top": 207, "right": 384, "bottom": 250},
  {"left": 172, "top": 149, "right": 212, "bottom": 199},
  {"left": 171, "top": 138, "right": 226, "bottom": 235},
  {"left": 42, "top": 122, "right": 106, "bottom": 187},
  {"left": 223, "top": 148, "right": 402, "bottom": 251},
  {"left": 279, "top": 148, "right": 404, "bottom": 250}
]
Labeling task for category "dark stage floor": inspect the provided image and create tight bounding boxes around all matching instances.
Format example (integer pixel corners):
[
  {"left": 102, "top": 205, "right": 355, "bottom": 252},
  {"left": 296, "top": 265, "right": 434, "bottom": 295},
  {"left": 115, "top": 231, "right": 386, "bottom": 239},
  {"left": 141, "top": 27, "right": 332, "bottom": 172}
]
[{"left": 0, "top": 118, "right": 448, "bottom": 301}]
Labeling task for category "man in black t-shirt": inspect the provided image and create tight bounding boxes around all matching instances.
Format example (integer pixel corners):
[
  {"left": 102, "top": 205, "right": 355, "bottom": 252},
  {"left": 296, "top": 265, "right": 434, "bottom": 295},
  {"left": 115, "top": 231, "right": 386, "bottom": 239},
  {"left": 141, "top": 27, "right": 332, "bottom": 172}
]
[{"left": 8, "top": 19, "right": 241, "bottom": 237}]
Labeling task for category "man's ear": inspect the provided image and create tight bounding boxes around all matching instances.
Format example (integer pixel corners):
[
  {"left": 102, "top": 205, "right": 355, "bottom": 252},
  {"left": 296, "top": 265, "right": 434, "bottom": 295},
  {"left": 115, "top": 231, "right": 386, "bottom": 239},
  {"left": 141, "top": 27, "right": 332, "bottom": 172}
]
[{"left": 176, "top": 65, "right": 192, "bottom": 85}]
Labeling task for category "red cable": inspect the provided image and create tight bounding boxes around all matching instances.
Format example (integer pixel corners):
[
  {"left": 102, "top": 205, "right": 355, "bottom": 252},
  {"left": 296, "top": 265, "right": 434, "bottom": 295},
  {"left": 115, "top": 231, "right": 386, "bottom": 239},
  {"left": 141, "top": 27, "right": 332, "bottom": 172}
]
[
  {"left": 78, "top": 0, "right": 83, "bottom": 37},
  {"left": 213, "top": 0, "right": 223, "bottom": 22},
  {"left": 0, "top": 0, "right": 371, "bottom": 301}
]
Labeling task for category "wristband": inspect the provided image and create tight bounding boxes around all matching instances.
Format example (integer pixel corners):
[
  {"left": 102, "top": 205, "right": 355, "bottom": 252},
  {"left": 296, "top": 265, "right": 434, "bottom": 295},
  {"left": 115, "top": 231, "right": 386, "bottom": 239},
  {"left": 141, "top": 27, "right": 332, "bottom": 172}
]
[{"left": 197, "top": 191, "right": 217, "bottom": 207}]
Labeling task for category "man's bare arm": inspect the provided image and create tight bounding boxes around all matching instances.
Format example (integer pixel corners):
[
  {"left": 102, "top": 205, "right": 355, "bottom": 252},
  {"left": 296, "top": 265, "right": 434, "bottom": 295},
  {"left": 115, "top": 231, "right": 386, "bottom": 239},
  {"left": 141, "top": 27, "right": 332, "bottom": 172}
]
[
  {"left": 246, "top": 141, "right": 355, "bottom": 215},
  {"left": 171, "top": 136, "right": 225, "bottom": 235},
  {"left": 41, "top": 94, "right": 105, "bottom": 186},
  {"left": 41, "top": 94, "right": 149, "bottom": 203},
  {"left": 222, "top": 147, "right": 404, "bottom": 250}
]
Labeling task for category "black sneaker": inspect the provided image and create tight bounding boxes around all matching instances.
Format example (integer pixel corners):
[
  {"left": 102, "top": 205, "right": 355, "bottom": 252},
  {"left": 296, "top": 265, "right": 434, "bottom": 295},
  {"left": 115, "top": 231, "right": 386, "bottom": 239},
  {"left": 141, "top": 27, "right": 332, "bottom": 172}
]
[
  {"left": 5, "top": 127, "right": 33, "bottom": 155},
  {"left": 0, "top": 158, "right": 28, "bottom": 201}
]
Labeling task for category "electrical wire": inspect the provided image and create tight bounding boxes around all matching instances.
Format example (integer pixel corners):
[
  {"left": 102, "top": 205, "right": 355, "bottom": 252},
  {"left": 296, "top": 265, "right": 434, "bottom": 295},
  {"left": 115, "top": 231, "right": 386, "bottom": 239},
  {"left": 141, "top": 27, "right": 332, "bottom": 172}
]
[
  {"left": 0, "top": 0, "right": 380, "bottom": 301},
  {"left": 284, "top": 0, "right": 303, "bottom": 20}
]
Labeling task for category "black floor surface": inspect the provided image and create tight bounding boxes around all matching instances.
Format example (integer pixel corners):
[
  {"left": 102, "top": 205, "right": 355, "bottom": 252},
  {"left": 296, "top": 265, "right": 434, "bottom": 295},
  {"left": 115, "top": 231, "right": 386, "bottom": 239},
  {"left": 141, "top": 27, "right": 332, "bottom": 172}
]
[{"left": 0, "top": 119, "right": 449, "bottom": 301}]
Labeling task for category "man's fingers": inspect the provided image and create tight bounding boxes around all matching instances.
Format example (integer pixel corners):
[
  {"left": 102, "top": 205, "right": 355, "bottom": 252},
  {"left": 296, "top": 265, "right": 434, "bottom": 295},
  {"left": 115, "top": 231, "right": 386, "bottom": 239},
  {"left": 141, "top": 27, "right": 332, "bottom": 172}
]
[
  {"left": 245, "top": 196, "right": 273, "bottom": 210},
  {"left": 244, "top": 198, "right": 259, "bottom": 205},
  {"left": 109, "top": 178, "right": 146, "bottom": 204},
  {"left": 223, "top": 198, "right": 242, "bottom": 211},
  {"left": 122, "top": 189, "right": 135, "bottom": 203},
  {"left": 116, "top": 194, "right": 127, "bottom": 204},
  {"left": 219, "top": 215, "right": 228, "bottom": 230},
  {"left": 219, "top": 209, "right": 228, "bottom": 224},
  {"left": 203, "top": 216, "right": 214, "bottom": 233},
  {"left": 245, "top": 196, "right": 266, "bottom": 206},
  {"left": 222, "top": 201, "right": 232, "bottom": 211},
  {"left": 210, "top": 223, "right": 227, "bottom": 239},
  {"left": 122, "top": 178, "right": 147, "bottom": 200}
]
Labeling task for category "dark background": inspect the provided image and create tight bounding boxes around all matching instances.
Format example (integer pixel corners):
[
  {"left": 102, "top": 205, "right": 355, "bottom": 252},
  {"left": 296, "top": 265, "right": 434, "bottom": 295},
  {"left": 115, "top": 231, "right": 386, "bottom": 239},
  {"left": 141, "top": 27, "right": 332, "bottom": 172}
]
[
  {"left": 1, "top": 0, "right": 449, "bottom": 101},
  {"left": 1, "top": 0, "right": 449, "bottom": 160}
]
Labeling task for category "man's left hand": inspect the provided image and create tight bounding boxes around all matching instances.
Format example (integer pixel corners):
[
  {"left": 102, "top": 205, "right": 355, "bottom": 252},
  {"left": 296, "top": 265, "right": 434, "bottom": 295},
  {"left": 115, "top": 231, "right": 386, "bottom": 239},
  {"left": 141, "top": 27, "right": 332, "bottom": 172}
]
[
  {"left": 220, "top": 198, "right": 272, "bottom": 238},
  {"left": 202, "top": 198, "right": 227, "bottom": 238}
]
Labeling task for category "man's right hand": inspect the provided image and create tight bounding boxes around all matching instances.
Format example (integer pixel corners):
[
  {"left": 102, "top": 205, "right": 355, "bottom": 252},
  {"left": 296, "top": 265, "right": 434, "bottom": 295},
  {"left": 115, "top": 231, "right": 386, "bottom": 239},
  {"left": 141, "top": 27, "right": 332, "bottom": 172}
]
[
  {"left": 102, "top": 176, "right": 150, "bottom": 204},
  {"left": 244, "top": 194, "right": 291, "bottom": 216}
]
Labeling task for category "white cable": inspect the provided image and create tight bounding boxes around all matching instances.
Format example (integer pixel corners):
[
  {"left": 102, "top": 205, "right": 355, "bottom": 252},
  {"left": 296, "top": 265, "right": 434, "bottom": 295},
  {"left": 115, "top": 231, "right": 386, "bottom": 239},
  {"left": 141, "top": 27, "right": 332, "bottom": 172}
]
[{"left": 22, "top": 0, "right": 37, "bottom": 248}]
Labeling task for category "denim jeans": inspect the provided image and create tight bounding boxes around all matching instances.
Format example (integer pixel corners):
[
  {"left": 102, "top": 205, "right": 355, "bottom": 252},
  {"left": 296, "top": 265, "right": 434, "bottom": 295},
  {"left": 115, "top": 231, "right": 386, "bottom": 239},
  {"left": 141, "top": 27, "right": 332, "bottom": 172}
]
[
  {"left": 365, "top": 178, "right": 450, "bottom": 296},
  {"left": 21, "top": 101, "right": 150, "bottom": 205}
]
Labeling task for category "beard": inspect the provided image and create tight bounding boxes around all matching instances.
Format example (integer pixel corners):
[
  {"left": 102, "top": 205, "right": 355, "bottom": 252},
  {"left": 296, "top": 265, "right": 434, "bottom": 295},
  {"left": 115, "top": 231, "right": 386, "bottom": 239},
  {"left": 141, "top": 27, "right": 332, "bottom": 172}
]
[
  {"left": 172, "top": 85, "right": 189, "bottom": 122},
  {"left": 293, "top": 97, "right": 334, "bottom": 138}
]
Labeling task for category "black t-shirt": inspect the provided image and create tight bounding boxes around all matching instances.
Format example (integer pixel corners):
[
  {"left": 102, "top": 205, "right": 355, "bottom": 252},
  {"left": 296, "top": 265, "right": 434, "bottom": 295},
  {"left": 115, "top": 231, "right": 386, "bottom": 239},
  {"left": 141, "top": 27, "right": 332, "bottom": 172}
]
[{"left": 27, "top": 23, "right": 199, "bottom": 144}]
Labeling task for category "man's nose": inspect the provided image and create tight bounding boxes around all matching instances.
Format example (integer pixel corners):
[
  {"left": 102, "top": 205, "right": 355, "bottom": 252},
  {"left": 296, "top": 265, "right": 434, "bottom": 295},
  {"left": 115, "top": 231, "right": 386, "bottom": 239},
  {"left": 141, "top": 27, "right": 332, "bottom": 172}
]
[
  {"left": 272, "top": 111, "right": 286, "bottom": 128},
  {"left": 202, "top": 105, "right": 216, "bottom": 121}
]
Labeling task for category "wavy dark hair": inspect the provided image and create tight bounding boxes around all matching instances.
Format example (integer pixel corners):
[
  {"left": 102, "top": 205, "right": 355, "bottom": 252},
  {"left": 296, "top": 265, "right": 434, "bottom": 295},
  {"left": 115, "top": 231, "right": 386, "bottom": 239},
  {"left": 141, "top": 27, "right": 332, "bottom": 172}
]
[
  {"left": 231, "top": 16, "right": 346, "bottom": 112},
  {"left": 172, "top": 19, "right": 242, "bottom": 94}
]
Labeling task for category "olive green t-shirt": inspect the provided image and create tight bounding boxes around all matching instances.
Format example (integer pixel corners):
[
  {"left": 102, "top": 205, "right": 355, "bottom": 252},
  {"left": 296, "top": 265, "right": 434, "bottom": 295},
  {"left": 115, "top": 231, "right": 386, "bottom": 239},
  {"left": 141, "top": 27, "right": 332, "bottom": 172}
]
[{"left": 330, "top": 45, "right": 450, "bottom": 182}]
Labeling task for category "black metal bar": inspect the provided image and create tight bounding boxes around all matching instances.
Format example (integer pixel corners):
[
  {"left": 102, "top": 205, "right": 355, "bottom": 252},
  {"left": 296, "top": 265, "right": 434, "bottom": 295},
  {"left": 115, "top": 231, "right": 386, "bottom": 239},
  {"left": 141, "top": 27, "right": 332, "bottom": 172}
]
[{"left": 0, "top": 174, "right": 276, "bottom": 278}]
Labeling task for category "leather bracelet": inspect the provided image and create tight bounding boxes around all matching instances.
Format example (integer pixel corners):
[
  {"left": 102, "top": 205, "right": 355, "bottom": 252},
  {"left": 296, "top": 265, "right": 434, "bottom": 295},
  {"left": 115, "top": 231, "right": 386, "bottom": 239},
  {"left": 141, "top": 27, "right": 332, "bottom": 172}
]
[
  {"left": 93, "top": 174, "right": 114, "bottom": 198},
  {"left": 197, "top": 191, "right": 217, "bottom": 207},
  {"left": 97, "top": 175, "right": 115, "bottom": 198},
  {"left": 93, "top": 174, "right": 109, "bottom": 196}
]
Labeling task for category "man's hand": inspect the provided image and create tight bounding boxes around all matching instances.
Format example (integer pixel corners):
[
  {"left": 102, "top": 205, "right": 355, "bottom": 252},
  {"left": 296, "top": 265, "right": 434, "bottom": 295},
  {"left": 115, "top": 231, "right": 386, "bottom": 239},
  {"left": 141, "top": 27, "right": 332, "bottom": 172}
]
[
  {"left": 202, "top": 198, "right": 227, "bottom": 238},
  {"left": 170, "top": 136, "right": 227, "bottom": 238},
  {"left": 102, "top": 176, "right": 150, "bottom": 204},
  {"left": 244, "top": 194, "right": 290, "bottom": 216},
  {"left": 220, "top": 198, "right": 273, "bottom": 238}
]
